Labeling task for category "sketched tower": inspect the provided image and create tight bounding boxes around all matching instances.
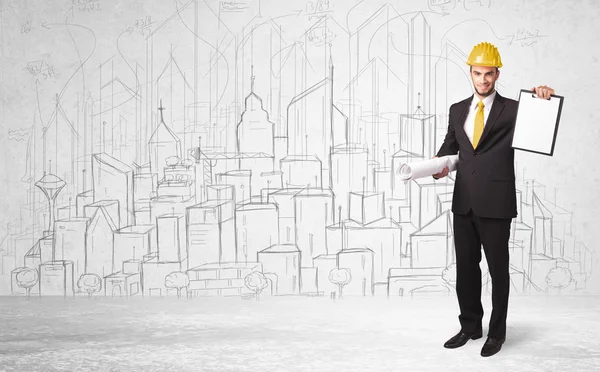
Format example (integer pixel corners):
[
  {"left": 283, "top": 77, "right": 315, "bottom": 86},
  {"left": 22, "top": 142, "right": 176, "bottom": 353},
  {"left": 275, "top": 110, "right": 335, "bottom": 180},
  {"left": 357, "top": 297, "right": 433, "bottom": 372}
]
[
  {"left": 148, "top": 100, "right": 182, "bottom": 180},
  {"left": 35, "top": 173, "right": 66, "bottom": 235},
  {"left": 286, "top": 56, "right": 348, "bottom": 188},
  {"left": 236, "top": 66, "right": 275, "bottom": 158}
]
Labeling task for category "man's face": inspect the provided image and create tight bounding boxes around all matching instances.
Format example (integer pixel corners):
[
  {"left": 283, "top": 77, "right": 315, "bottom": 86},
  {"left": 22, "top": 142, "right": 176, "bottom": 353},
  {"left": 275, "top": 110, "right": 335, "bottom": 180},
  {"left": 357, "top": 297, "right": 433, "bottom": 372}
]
[{"left": 470, "top": 65, "right": 499, "bottom": 97}]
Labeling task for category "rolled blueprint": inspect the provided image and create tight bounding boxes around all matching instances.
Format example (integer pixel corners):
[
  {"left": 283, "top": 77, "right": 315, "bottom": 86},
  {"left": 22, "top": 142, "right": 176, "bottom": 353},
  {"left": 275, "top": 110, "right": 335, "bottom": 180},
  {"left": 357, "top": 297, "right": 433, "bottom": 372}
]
[{"left": 397, "top": 154, "right": 459, "bottom": 181}]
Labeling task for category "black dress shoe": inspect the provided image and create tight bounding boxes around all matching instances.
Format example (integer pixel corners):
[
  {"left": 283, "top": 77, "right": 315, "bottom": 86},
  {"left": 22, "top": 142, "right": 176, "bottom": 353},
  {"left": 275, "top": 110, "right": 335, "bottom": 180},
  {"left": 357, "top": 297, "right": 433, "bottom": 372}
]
[
  {"left": 443, "top": 330, "right": 483, "bottom": 349},
  {"left": 480, "top": 337, "right": 505, "bottom": 357}
]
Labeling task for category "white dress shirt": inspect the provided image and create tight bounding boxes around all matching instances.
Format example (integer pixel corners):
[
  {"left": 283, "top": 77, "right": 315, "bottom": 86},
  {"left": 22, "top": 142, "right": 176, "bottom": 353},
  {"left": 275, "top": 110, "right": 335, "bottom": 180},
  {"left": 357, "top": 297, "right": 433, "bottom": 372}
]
[{"left": 463, "top": 90, "right": 496, "bottom": 145}]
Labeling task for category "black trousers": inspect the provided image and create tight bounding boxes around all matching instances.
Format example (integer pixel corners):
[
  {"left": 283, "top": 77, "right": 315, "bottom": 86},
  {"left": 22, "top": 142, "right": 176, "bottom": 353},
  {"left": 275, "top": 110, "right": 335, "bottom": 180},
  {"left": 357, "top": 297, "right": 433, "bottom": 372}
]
[{"left": 453, "top": 209, "right": 511, "bottom": 339}]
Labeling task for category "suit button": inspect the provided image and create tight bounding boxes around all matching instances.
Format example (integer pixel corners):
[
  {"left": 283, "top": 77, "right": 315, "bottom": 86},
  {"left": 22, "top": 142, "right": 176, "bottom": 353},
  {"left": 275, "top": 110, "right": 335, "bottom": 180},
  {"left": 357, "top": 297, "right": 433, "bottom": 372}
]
[
  {"left": 472, "top": 171, "right": 476, "bottom": 175},
  {"left": 474, "top": 153, "right": 478, "bottom": 157}
]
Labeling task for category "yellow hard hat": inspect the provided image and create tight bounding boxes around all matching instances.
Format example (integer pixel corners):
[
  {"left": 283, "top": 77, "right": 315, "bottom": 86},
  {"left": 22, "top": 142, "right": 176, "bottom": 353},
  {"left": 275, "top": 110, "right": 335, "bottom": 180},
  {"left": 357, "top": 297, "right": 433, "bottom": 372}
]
[{"left": 466, "top": 42, "right": 503, "bottom": 68}]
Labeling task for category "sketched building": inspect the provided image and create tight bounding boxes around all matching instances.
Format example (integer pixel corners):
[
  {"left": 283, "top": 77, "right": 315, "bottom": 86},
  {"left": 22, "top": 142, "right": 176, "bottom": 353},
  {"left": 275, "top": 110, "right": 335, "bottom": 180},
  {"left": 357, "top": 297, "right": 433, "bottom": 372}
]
[
  {"left": 400, "top": 109, "right": 436, "bottom": 160},
  {"left": 84, "top": 200, "right": 120, "bottom": 229},
  {"left": 186, "top": 200, "right": 236, "bottom": 269},
  {"left": 104, "top": 259, "right": 143, "bottom": 297},
  {"left": 141, "top": 256, "right": 183, "bottom": 297},
  {"left": 149, "top": 196, "right": 196, "bottom": 226},
  {"left": 148, "top": 101, "right": 182, "bottom": 180},
  {"left": 409, "top": 210, "right": 454, "bottom": 269},
  {"left": 216, "top": 170, "right": 252, "bottom": 205},
  {"left": 236, "top": 69, "right": 275, "bottom": 158},
  {"left": 337, "top": 248, "right": 375, "bottom": 296},
  {"left": 53, "top": 217, "right": 89, "bottom": 284},
  {"left": 313, "top": 254, "right": 337, "bottom": 296},
  {"left": 348, "top": 191, "right": 385, "bottom": 226},
  {"left": 194, "top": 149, "right": 274, "bottom": 203},
  {"left": 157, "top": 161, "right": 196, "bottom": 201},
  {"left": 344, "top": 216, "right": 402, "bottom": 284},
  {"left": 330, "top": 144, "right": 369, "bottom": 220},
  {"left": 267, "top": 187, "right": 334, "bottom": 262},
  {"left": 39, "top": 260, "right": 75, "bottom": 297},
  {"left": 257, "top": 244, "right": 301, "bottom": 295},
  {"left": 236, "top": 203, "right": 279, "bottom": 263},
  {"left": 325, "top": 221, "right": 343, "bottom": 254},
  {"left": 92, "top": 153, "right": 135, "bottom": 227},
  {"left": 281, "top": 155, "right": 323, "bottom": 188},
  {"left": 301, "top": 267, "right": 318, "bottom": 294},
  {"left": 187, "top": 262, "right": 261, "bottom": 297},
  {"left": 407, "top": 13, "right": 432, "bottom": 127},
  {"left": 133, "top": 172, "right": 158, "bottom": 223},
  {"left": 156, "top": 214, "right": 187, "bottom": 264},
  {"left": 409, "top": 177, "right": 455, "bottom": 230},
  {"left": 294, "top": 188, "right": 335, "bottom": 267},
  {"left": 104, "top": 270, "right": 141, "bottom": 297},
  {"left": 76, "top": 190, "right": 94, "bottom": 219},
  {"left": 267, "top": 189, "right": 299, "bottom": 244},
  {"left": 286, "top": 57, "right": 348, "bottom": 188},
  {"left": 113, "top": 225, "right": 157, "bottom": 272},
  {"left": 82, "top": 201, "right": 118, "bottom": 277},
  {"left": 26, "top": 236, "right": 53, "bottom": 265},
  {"left": 387, "top": 267, "right": 447, "bottom": 297}
]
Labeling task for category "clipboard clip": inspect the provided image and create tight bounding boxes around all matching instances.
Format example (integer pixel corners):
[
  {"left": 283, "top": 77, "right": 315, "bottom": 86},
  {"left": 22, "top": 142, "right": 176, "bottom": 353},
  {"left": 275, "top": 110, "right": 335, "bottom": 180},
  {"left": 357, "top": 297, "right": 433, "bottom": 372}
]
[{"left": 531, "top": 93, "right": 552, "bottom": 100}]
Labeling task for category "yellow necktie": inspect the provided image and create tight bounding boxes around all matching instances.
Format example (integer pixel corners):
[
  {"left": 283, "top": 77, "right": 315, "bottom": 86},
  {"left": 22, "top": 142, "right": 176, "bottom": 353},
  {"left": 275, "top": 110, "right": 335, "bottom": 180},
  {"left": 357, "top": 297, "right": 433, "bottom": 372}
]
[{"left": 472, "top": 101, "right": 484, "bottom": 148}]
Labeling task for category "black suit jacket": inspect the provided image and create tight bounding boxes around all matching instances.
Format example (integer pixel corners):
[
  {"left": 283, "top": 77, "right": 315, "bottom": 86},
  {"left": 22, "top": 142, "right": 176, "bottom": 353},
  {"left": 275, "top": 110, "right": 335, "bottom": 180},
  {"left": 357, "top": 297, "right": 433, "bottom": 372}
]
[{"left": 436, "top": 92, "right": 518, "bottom": 219}]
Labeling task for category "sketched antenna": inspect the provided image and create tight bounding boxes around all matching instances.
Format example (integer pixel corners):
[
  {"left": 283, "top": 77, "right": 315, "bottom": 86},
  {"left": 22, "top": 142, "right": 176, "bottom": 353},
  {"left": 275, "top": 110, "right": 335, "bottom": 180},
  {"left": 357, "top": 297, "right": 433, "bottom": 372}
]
[
  {"left": 158, "top": 98, "right": 166, "bottom": 121},
  {"left": 414, "top": 92, "right": 425, "bottom": 116},
  {"left": 35, "top": 173, "right": 66, "bottom": 234},
  {"left": 251, "top": 65, "right": 255, "bottom": 93}
]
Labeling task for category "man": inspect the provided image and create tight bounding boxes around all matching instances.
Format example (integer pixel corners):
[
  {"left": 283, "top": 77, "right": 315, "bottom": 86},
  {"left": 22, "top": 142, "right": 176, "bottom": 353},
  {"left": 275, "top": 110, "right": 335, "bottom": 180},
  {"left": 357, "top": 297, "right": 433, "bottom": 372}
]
[{"left": 433, "top": 41, "right": 555, "bottom": 357}]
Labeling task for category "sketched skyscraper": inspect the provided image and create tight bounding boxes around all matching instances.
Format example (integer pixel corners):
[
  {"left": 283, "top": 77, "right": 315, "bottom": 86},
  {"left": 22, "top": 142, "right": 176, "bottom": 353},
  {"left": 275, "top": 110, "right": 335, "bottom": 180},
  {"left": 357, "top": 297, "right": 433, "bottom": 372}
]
[
  {"left": 92, "top": 153, "right": 135, "bottom": 227},
  {"left": 35, "top": 173, "right": 66, "bottom": 237},
  {"left": 396, "top": 13, "right": 436, "bottom": 159},
  {"left": 408, "top": 13, "right": 432, "bottom": 116},
  {"left": 286, "top": 56, "right": 348, "bottom": 188},
  {"left": 236, "top": 67, "right": 275, "bottom": 158}
]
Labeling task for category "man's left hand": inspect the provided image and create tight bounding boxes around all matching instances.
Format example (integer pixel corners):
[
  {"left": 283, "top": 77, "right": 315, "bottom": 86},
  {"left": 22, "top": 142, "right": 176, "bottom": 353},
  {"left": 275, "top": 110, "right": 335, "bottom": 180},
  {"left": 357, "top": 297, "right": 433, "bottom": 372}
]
[{"left": 532, "top": 85, "right": 555, "bottom": 100}]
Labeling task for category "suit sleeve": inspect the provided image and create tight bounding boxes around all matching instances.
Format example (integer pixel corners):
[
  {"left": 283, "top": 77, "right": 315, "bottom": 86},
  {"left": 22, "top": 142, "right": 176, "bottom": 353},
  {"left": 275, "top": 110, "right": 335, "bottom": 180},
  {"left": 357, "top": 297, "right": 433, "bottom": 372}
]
[{"left": 436, "top": 106, "right": 459, "bottom": 157}]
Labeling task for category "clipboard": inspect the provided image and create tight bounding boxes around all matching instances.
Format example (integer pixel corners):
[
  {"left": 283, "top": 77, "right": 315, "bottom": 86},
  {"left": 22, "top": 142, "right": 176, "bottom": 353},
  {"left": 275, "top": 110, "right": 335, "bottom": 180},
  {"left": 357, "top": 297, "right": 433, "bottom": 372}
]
[{"left": 511, "top": 89, "right": 564, "bottom": 156}]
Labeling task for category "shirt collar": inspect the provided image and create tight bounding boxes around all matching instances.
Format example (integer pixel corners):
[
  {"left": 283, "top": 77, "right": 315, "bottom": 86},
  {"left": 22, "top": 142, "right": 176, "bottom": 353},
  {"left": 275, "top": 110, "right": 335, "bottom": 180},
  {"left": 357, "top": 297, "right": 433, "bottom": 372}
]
[{"left": 472, "top": 90, "right": 496, "bottom": 110}]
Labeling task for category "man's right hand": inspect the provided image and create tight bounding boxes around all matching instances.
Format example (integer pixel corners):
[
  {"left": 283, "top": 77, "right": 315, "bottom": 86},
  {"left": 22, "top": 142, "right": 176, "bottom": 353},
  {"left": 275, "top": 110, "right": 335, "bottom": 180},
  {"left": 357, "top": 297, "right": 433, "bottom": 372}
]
[{"left": 432, "top": 156, "right": 449, "bottom": 179}]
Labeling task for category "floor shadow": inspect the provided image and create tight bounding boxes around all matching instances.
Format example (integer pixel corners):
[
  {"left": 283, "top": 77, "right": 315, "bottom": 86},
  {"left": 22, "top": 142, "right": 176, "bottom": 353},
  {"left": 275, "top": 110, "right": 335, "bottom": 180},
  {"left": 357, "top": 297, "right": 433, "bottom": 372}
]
[{"left": 503, "top": 322, "right": 546, "bottom": 348}]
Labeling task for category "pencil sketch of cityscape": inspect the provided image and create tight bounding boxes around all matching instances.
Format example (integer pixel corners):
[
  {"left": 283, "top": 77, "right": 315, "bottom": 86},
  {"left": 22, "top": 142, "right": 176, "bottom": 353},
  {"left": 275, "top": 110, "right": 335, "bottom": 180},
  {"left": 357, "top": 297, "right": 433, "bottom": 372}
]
[{"left": 0, "top": 0, "right": 593, "bottom": 301}]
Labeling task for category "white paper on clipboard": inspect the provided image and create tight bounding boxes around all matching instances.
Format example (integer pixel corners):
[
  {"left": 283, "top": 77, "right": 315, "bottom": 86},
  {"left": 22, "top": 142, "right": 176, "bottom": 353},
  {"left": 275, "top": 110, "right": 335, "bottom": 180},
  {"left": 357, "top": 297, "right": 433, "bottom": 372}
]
[{"left": 511, "top": 89, "right": 564, "bottom": 156}]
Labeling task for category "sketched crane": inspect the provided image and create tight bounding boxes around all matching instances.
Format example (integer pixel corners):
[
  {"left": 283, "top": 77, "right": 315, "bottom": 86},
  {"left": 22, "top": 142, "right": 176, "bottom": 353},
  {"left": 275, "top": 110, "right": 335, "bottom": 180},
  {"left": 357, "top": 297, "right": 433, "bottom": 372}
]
[{"left": 189, "top": 136, "right": 271, "bottom": 201}]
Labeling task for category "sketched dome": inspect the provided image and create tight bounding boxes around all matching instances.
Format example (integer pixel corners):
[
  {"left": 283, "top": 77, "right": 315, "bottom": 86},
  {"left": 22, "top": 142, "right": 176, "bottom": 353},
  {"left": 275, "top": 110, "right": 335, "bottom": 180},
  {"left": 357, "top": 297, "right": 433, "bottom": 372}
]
[{"left": 35, "top": 174, "right": 66, "bottom": 189}]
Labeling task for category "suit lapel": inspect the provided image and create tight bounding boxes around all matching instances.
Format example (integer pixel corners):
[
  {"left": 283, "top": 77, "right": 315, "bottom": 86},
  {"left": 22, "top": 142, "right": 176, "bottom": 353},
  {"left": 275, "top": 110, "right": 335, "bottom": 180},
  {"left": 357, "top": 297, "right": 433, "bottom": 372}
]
[
  {"left": 455, "top": 96, "right": 473, "bottom": 151},
  {"left": 476, "top": 92, "right": 506, "bottom": 149}
]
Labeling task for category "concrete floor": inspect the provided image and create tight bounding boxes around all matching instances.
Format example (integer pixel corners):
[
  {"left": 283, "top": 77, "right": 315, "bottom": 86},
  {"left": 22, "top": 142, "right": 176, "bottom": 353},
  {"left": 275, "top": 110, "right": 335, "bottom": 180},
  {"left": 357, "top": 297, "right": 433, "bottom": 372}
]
[{"left": 1, "top": 294, "right": 599, "bottom": 371}]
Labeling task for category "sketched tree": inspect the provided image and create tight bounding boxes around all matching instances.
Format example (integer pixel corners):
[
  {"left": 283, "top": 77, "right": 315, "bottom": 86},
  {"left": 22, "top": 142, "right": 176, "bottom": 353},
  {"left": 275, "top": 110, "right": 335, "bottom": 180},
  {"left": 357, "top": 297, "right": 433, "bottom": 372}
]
[
  {"left": 329, "top": 268, "right": 352, "bottom": 299},
  {"left": 165, "top": 271, "right": 190, "bottom": 299},
  {"left": 545, "top": 267, "right": 573, "bottom": 293},
  {"left": 442, "top": 263, "right": 457, "bottom": 289},
  {"left": 165, "top": 156, "right": 180, "bottom": 167},
  {"left": 78, "top": 273, "right": 102, "bottom": 298},
  {"left": 16, "top": 268, "right": 39, "bottom": 299},
  {"left": 244, "top": 272, "right": 268, "bottom": 300}
]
